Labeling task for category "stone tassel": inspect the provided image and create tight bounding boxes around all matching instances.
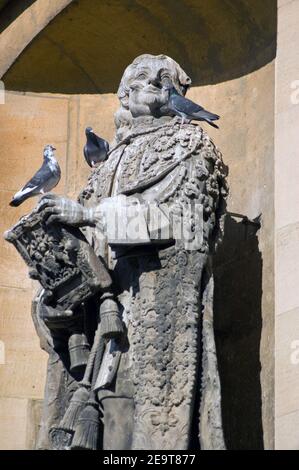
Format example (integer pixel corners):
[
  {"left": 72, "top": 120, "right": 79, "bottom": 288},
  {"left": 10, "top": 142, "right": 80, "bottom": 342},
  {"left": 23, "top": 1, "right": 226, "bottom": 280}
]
[
  {"left": 99, "top": 292, "right": 123, "bottom": 339},
  {"left": 70, "top": 321, "right": 106, "bottom": 450},
  {"left": 70, "top": 396, "right": 102, "bottom": 450},
  {"left": 50, "top": 318, "right": 104, "bottom": 448},
  {"left": 57, "top": 387, "right": 90, "bottom": 434}
]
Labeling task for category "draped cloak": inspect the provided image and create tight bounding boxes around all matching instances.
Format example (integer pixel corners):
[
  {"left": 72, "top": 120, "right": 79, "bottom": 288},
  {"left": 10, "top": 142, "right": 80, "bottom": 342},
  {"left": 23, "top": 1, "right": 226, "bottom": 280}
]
[{"left": 35, "top": 117, "right": 228, "bottom": 450}]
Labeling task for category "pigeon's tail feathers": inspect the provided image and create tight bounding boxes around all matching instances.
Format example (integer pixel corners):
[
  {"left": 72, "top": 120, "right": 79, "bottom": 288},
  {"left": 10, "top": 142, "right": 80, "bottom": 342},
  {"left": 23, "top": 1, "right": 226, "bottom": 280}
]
[
  {"left": 206, "top": 120, "right": 219, "bottom": 129},
  {"left": 194, "top": 109, "right": 220, "bottom": 122},
  {"left": 9, "top": 193, "right": 29, "bottom": 207},
  {"left": 9, "top": 197, "right": 23, "bottom": 207},
  {"left": 9, "top": 185, "right": 38, "bottom": 207}
]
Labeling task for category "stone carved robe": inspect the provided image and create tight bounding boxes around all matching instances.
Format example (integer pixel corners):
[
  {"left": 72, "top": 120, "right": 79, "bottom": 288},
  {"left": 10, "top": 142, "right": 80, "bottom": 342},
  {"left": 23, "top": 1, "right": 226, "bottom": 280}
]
[{"left": 35, "top": 117, "right": 228, "bottom": 450}]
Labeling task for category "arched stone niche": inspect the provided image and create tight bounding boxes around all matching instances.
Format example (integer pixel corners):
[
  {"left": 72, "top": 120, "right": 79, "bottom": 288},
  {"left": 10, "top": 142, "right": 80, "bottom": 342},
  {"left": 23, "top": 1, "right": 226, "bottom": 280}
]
[
  {"left": 1, "top": 0, "right": 276, "bottom": 93},
  {"left": 0, "top": 0, "right": 276, "bottom": 450}
]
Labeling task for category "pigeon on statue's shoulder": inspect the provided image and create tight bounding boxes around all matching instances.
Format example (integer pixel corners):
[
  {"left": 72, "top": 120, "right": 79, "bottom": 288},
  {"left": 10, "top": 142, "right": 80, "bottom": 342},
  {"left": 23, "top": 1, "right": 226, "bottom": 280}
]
[
  {"left": 164, "top": 84, "right": 220, "bottom": 129},
  {"left": 83, "top": 127, "right": 109, "bottom": 168}
]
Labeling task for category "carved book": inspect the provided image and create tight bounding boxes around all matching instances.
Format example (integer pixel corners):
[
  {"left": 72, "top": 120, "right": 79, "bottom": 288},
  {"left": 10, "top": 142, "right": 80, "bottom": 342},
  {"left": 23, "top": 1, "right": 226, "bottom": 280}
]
[{"left": 5, "top": 208, "right": 111, "bottom": 316}]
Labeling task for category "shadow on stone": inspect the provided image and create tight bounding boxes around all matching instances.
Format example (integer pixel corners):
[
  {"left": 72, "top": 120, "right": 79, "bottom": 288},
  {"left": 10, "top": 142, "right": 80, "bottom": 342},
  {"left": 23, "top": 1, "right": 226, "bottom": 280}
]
[
  {"left": 214, "top": 214, "right": 263, "bottom": 450},
  {"left": 2, "top": 0, "right": 277, "bottom": 94},
  {"left": 0, "top": 0, "right": 36, "bottom": 34}
]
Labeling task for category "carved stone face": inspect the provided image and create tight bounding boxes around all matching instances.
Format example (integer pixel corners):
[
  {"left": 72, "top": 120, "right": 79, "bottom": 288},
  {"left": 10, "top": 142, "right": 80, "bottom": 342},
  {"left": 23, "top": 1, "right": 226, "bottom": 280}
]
[{"left": 128, "top": 57, "right": 178, "bottom": 117}]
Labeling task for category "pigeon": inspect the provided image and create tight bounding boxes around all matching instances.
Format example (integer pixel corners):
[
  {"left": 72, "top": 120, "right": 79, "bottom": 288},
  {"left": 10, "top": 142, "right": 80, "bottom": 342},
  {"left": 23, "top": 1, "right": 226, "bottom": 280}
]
[
  {"left": 9, "top": 145, "right": 61, "bottom": 207},
  {"left": 164, "top": 84, "right": 220, "bottom": 128},
  {"left": 83, "top": 127, "right": 109, "bottom": 167}
]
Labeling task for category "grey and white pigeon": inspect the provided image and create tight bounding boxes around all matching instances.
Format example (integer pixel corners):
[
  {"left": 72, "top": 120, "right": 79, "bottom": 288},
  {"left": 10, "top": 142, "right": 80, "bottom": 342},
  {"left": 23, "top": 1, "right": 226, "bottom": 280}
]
[
  {"left": 83, "top": 127, "right": 109, "bottom": 167},
  {"left": 9, "top": 145, "right": 61, "bottom": 207},
  {"left": 164, "top": 85, "right": 220, "bottom": 128}
]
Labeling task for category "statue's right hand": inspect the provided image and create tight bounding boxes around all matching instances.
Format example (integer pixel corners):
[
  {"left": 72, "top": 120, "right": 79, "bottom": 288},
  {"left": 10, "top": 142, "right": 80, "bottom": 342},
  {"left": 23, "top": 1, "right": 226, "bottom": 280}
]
[{"left": 36, "top": 193, "right": 94, "bottom": 227}]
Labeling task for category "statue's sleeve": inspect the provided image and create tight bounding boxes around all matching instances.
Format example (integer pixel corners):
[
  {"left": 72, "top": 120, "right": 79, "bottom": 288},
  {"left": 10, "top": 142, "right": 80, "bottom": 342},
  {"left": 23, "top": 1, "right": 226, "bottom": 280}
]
[
  {"left": 96, "top": 193, "right": 173, "bottom": 246},
  {"left": 96, "top": 158, "right": 196, "bottom": 247},
  {"left": 92, "top": 127, "right": 227, "bottom": 251}
]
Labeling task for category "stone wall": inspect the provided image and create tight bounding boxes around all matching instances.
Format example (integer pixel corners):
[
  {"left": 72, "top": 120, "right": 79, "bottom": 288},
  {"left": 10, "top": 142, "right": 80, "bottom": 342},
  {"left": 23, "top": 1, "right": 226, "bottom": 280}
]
[
  {"left": 195, "top": 65, "right": 275, "bottom": 450},
  {"left": 0, "top": 91, "right": 118, "bottom": 449},
  {"left": 275, "top": 0, "right": 299, "bottom": 450}
]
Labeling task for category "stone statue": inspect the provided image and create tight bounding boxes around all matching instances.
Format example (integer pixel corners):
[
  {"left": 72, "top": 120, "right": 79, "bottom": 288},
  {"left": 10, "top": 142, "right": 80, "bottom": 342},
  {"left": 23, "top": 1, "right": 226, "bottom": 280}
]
[{"left": 5, "top": 54, "right": 228, "bottom": 450}]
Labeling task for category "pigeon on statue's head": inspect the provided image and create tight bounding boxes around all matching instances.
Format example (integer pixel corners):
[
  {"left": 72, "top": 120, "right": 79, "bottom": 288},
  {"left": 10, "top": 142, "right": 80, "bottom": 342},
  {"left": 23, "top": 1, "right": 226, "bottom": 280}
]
[
  {"left": 163, "top": 84, "right": 220, "bottom": 129},
  {"left": 9, "top": 145, "right": 61, "bottom": 207},
  {"left": 83, "top": 127, "right": 109, "bottom": 168}
]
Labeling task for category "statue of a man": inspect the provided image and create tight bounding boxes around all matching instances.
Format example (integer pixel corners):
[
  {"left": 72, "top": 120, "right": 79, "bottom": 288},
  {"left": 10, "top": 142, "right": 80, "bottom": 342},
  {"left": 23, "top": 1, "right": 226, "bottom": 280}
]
[{"left": 33, "top": 54, "right": 228, "bottom": 450}]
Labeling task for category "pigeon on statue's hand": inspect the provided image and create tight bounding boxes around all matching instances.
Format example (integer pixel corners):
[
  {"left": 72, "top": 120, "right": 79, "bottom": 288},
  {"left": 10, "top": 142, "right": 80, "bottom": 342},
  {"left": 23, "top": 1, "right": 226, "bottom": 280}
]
[
  {"left": 164, "top": 84, "right": 220, "bottom": 129},
  {"left": 9, "top": 145, "right": 61, "bottom": 207},
  {"left": 83, "top": 127, "right": 109, "bottom": 167}
]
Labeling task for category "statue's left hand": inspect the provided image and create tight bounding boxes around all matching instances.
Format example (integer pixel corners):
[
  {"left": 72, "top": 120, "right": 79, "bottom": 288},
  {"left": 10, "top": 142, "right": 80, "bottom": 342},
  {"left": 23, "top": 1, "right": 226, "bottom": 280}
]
[{"left": 37, "top": 193, "right": 94, "bottom": 227}]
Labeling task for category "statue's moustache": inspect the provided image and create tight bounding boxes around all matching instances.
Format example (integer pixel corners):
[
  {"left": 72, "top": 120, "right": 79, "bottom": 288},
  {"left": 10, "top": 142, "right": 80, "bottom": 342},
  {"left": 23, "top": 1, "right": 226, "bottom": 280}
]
[{"left": 130, "top": 83, "right": 161, "bottom": 93}]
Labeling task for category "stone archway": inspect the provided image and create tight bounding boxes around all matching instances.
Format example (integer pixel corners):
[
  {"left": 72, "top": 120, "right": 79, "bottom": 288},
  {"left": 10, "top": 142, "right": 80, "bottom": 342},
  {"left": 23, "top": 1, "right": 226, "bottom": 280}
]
[
  {"left": 1, "top": 0, "right": 276, "bottom": 93},
  {"left": 0, "top": 0, "right": 73, "bottom": 77}
]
